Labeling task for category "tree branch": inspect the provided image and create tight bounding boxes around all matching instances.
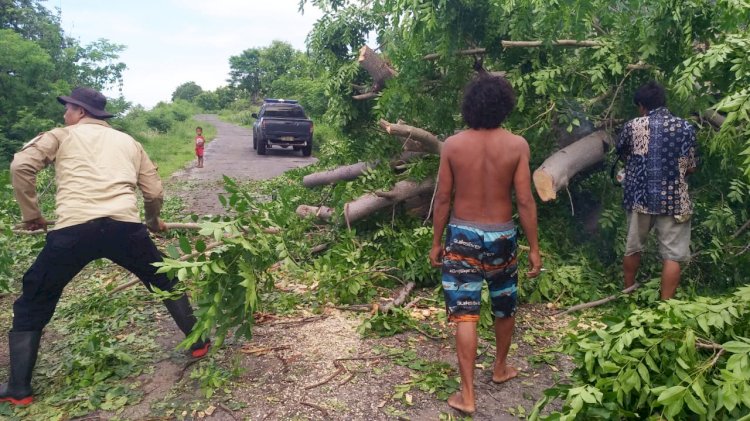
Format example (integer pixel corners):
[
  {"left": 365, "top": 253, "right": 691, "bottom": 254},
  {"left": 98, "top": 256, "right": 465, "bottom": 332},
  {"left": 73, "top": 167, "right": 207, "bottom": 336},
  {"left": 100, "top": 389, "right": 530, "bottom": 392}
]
[
  {"left": 554, "top": 283, "right": 640, "bottom": 316},
  {"left": 379, "top": 119, "right": 443, "bottom": 155}
]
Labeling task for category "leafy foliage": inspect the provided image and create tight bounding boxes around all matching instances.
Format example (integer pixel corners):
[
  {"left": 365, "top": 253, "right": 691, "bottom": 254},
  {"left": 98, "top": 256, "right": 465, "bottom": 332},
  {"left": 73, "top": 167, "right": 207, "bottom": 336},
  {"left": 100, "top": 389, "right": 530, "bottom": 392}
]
[
  {"left": 531, "top": 286, "right": 750, "bottom": 420},
  {"left": 154, "top": 177, "right": 283, "bottom": 349},
  {"left": 171, "top": 81, "right": 204, "bottom": 102}
]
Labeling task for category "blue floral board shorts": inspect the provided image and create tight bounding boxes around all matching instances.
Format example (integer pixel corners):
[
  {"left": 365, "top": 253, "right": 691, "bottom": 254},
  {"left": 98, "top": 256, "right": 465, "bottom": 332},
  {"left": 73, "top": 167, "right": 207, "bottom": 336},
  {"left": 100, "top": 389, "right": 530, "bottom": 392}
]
[{"left": 441, "top": 218, "right": 518, "bottom": 322}]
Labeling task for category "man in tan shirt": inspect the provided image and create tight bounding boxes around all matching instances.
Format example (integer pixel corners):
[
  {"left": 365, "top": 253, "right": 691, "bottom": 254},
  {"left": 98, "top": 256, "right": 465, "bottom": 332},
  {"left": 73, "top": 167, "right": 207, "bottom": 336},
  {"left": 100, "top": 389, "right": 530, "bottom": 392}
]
[
  {"left": 0, "top": 87, "right": 209, "bottom": 406},
  {"left": 430, "top": 76, "right": 542, "bottom": 414}
]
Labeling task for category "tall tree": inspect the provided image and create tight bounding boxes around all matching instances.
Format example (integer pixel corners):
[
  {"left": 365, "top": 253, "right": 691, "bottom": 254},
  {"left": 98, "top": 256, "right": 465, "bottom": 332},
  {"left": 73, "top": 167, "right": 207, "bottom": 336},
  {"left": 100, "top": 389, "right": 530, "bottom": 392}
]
[
  {"left": 0, "top": 0, "right": 127, "bottom": 166},
  {"left": 228, "top": 41, "right": 308, "bottom": 101},
  {"left": 228, "top": 48, "right": 262, "bottom": 100},
  {"left": 172, "top": 81, "right": 204, "bottom": 102}
]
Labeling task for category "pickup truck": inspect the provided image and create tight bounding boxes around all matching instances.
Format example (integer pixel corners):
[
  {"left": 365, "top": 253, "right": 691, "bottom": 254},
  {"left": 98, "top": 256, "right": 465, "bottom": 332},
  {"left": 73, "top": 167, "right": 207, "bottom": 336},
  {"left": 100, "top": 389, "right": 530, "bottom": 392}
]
[{"left": 251, "top": 99, "right": 314, "bottom": 156}]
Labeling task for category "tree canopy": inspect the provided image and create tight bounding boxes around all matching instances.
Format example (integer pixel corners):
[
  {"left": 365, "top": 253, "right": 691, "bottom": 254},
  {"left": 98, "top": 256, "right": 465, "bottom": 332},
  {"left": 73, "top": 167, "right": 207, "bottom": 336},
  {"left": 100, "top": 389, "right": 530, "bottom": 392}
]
[
  {"left": 0, "top": 0, "right": 127, "bottom": 167},
  {"left": 171, "top": 81, "right": 204, "bottom": 102}
]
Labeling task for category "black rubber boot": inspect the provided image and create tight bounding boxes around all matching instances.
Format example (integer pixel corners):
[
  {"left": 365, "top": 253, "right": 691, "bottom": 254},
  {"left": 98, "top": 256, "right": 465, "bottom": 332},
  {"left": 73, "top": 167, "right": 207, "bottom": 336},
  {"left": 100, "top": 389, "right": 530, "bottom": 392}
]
[
  {"left": 0, "top": 331, "right": 42, "bottom": 405},
  {"left": 163, "top": 294, "right": 211, "bottom": 357}
]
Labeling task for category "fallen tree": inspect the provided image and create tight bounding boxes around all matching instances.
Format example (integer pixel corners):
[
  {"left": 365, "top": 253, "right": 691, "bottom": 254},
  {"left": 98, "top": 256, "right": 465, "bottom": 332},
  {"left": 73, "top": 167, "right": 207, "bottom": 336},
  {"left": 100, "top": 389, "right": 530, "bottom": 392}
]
[{"left": 532, "top": 130, "right": 613, "bottom": 202}]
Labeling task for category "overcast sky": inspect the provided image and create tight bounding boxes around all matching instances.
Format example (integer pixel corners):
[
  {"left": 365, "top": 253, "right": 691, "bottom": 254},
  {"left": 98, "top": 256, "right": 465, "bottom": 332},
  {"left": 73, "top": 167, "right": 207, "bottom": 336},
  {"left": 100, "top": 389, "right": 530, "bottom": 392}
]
[{"left": 49, "top": 0, "right": 323, "bottom": 108}]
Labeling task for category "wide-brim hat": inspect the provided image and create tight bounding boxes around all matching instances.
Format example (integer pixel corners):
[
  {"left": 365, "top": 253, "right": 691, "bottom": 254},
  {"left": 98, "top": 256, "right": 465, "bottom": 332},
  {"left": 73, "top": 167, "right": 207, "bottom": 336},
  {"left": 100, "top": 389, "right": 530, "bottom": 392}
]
[{"left": 57, "top": 87, "right": 114, "bottom": 119}]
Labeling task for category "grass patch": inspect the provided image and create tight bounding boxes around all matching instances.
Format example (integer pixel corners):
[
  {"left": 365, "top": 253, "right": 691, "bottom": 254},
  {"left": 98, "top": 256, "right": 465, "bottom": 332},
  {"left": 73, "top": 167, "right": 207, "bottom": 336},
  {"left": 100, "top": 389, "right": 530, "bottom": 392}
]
[
  {"left": 114, "top": 101, "right": 217, "bottom": 179},
  {"left": 139, "top": 119, "right": 216, "bottom": 178}
]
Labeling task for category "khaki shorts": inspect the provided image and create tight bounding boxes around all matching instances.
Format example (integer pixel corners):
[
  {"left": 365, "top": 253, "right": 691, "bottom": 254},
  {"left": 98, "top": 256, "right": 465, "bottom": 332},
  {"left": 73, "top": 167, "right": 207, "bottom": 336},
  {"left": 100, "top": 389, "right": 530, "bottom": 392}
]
[{"left": 625, "top": 212, "right": 691, "bottom": 262}]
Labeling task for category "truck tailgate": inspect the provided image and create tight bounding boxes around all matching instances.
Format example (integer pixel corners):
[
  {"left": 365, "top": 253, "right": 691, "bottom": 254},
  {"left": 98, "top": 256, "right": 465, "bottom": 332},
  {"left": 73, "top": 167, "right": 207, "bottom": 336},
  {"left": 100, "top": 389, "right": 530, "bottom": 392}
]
[{"left": 263, "top": 118, "right": 312, "bottom": 138}]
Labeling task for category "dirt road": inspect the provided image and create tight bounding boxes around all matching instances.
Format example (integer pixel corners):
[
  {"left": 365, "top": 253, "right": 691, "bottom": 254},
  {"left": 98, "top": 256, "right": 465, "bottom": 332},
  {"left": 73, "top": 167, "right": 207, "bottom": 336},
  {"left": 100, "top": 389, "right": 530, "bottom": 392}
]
[{"left": 170, "top": 114, "right": 317, "bottom": 214}]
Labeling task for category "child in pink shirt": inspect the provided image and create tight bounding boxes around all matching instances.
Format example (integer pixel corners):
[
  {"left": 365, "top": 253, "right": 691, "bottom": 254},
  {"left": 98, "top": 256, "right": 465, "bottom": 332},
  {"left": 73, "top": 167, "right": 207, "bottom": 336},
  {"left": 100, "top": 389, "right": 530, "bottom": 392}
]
[{"left": 195, "top": 126, "right": 205, "bottom": 168}]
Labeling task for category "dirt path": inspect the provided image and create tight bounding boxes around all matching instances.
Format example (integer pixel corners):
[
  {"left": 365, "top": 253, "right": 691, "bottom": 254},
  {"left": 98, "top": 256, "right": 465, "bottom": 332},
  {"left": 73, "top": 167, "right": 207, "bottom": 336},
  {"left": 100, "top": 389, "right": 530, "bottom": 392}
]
[{"left": 169, "top": 114, "right": 317, "bottom": 215}]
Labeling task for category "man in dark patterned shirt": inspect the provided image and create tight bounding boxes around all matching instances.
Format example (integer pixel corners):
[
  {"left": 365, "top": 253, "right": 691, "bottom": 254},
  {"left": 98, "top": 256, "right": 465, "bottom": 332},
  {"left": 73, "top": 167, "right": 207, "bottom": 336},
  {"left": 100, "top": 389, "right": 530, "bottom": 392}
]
[{"left": 616, "top": 81, "right": 698, "bottom": 299}]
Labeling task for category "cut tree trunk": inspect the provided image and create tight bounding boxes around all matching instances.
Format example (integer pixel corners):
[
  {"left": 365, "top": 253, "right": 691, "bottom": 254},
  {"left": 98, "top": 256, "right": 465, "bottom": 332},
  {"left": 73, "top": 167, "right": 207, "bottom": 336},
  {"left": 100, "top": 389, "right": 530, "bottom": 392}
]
[
  {"left": 344, "top": 179, "right": 436, "bottom": 224},
  {"left": 358, "top": 46, "right": 397, "bottom": 90},
  {"left": 296, "top": 205, "right": 335, "bottom": 222},
  {"left": 533, "top": 130, "right": 612, "bottom": 202},
  {"left": 379, "top": 119, "right": 443, "bottom": 155},
  {"left": 700, "top": 109, "right": 726, "bottom": 129}
]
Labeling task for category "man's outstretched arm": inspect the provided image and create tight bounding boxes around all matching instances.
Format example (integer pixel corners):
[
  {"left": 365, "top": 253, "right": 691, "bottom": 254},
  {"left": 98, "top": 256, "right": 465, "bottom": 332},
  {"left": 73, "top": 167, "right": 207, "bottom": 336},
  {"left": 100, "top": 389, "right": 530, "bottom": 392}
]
[{"left": 513, "top": 141, "right": 542, "bottom": 278}]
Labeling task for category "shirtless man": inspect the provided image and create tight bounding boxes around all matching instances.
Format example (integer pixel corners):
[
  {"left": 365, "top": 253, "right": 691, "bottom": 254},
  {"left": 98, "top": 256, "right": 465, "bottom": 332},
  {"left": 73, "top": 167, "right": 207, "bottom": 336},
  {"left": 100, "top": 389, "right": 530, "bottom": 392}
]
[{"left": 430, "top": 75, "right": 542, "bottom": 414}]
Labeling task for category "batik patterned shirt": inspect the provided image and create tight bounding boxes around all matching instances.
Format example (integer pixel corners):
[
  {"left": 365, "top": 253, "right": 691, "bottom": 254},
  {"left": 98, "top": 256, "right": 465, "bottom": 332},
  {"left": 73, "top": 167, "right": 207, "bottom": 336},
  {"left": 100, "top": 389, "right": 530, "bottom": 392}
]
[{"left": 616, "top": 107, "right": 698, "bottom": 216}]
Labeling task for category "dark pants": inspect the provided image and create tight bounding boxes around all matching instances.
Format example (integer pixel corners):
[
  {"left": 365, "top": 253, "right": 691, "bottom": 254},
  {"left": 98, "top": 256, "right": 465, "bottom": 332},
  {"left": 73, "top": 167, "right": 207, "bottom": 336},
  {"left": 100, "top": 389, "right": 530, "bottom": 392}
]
[{"left": 13, "top": 218, "right": 177, "bottom": 332}]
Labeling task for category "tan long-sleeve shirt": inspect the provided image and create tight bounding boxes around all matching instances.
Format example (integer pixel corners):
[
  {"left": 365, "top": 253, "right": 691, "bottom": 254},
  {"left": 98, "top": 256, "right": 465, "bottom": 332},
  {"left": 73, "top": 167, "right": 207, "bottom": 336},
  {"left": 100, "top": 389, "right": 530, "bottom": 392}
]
[{"left": 10, "top": 118, "right": 163, "bottom": 230}]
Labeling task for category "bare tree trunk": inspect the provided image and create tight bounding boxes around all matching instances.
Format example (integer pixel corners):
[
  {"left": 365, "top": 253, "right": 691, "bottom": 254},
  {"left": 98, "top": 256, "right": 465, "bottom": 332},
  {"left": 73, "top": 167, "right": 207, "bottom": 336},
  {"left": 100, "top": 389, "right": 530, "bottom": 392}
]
[
  {"left": 302, "top": 153, "right": 426, "bottom": 188},
  {"left": 533, "top": 131, "right": 612, "bottom": 202},
  {"left": 344, "top": 179, "right": 436, "bottom": 224},
  {"left": 303, "top": 162, "right": 377, "bottom": 188},
  {"left": 379, "top": 119, "right": 444, "bottom": 155},
  {"left": 501, "top": 39, "right": 601, "bottom": 48}
]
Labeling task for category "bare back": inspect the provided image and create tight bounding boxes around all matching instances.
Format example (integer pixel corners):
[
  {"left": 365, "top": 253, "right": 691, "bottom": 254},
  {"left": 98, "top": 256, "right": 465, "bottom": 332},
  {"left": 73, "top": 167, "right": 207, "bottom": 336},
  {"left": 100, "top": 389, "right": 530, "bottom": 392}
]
[{"left": 441, "top": 128, "right": 530, "bottom": 223}]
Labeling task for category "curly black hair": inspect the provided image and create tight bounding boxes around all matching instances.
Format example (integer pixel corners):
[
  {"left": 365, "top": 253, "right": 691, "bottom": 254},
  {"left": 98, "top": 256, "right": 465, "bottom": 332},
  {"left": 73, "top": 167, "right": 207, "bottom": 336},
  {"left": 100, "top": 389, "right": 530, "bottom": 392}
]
[
  {"left": 633, "top": 81, "right": 666, "bottom": 110},
  {"left": 461, "top": 75, "right": 516, "bottom": 129}
]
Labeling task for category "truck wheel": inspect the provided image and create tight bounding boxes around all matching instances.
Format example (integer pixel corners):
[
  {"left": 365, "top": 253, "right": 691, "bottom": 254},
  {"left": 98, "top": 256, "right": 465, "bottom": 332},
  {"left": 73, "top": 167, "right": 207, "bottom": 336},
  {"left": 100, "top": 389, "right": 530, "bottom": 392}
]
[
  {"left": 253, "top": 136, "right": 257, "bottom": 150},
  {"left": 302, "top": 139, "right": 312, "bottom": 157},
  {"left": 258, "top": 137, "right": 267, "bottom": 155}
]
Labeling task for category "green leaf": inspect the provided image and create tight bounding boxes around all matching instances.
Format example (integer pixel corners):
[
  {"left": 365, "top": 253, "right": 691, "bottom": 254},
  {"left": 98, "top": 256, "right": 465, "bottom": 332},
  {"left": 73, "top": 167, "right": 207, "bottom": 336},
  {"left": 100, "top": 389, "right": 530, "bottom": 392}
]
[
  {"left": 637, "top": 363, "right": 650, "bottom": 384},
  {"left": 722, "top": 341, "right": 750, "bottom": 354},
  {"left": 684, "top": 391, "right": 707, "bottom": 415},
  {"left": 657, "top": 385, "right": 686, "bottom": 405},
  {"left": 178, "top": 236, "right": 192, "bottom": 254},
  {"left": 166, "top": 244, "right": 181, "bottom": 259}
]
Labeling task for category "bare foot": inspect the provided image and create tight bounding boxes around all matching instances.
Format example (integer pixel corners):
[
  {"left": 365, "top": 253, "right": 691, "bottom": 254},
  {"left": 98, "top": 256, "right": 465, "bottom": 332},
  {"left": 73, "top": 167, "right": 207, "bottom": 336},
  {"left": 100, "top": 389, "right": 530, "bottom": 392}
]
[
  {"left": 447, "top": 392, "right": 475, "bottom": 414},
  {"left": 492, "top": 365, "right": 518, "bottom": 384}
]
